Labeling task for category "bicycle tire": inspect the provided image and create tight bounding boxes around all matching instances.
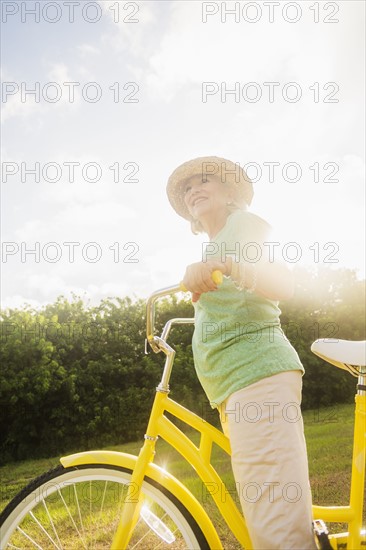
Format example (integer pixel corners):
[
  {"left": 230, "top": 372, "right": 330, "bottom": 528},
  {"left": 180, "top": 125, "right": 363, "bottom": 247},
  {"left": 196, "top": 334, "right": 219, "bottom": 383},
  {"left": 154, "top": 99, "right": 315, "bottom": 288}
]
[{"left": 0, "top": 464, "right": 211, "bottom": 549}]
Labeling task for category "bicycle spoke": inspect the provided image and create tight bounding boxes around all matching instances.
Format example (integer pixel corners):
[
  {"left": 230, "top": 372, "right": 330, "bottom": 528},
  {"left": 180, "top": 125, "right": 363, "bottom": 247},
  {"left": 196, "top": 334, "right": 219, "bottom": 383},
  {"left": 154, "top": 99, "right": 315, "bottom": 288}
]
[
  {"left": 99, "top": 480, "right": 108, "bottom": 515},
  {"left": 29, "top": 511, "right": 60, "bottom": 549},
  {"left": 16, "top": 526, "right": 44, "bottom": 549},
  {"left": 143, "top": 512, "right": 177, "bottom": 550},
  {"left": 1, "top": 466, "right": 206, "bottom": 549},
  {"left": 42, "top": 498, "right": 63, "bottom": 550},
  {"left": 129, "top": 518, "right": 149, "bottom": 550},
  {"left": 57, "top": 488, "right": 87, "bottom": 549},
  {"left": 117, "top": 481, "right": 126, "bottom": 516},
  {"left": 73, "top": 483, "right": 85, "bottom": 541}
]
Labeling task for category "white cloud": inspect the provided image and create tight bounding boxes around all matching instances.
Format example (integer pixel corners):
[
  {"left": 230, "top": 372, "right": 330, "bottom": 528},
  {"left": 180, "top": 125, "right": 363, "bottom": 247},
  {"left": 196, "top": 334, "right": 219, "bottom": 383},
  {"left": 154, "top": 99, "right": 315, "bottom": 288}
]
[
  {"left": 13, "top": 200, "right": 137, "bottom": 243},
  {"left": 1, "top": 81, "right": 45, "bottom": 123},
  {"left": 99, "top": 0, "right": 158, "bottom": 56},
  {"left": 1, "top": 62, "right": 82, "bottom": 123},
  {"left": 142, "top": 2, "right": 364, "bottom": 107},
  {"left": 27, "top": 273, "right": 68, "bottom": 295},
  {"left": 77, "top": 44, "right": 101, "bottom": 58},
  {"left": 2, "top": 0, "right": 364, "bottom": 309},
  {"left": 47, "top": 63, "right": 72, "bottom": 83},
  {"left": 0, "top": 294, "right": 42, "bottom": 311}
]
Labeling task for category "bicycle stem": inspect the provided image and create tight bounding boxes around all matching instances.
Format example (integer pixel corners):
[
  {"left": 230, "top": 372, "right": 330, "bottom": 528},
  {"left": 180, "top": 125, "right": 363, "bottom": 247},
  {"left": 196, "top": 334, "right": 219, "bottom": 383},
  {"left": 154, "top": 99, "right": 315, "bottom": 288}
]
[
  {"left": 146, "top": 284, "right": 181, "bottom": 353},
  {"left": 145, "top": 270, "right": 223, "bottom": 353}
]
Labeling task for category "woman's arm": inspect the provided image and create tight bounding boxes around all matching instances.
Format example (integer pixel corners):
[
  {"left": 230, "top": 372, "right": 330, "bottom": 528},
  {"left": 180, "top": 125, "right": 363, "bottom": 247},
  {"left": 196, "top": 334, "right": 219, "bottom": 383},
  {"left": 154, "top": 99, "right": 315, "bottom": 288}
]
[
  {"left": 182, "top": 257, "right": 294, "bottom": 302},
  {"left": 182, "top": 259, "right": 229, "bottom": 296},
  {"left": 225, "top": 257, "right": 294, "bottom": 301}
]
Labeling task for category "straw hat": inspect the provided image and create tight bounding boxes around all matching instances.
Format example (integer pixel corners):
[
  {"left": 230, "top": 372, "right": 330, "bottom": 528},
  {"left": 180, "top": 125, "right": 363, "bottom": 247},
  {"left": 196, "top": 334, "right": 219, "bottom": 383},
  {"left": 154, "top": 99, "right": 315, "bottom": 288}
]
[{"left": 166, "top": 156, "right": 253, "bottom": 220}]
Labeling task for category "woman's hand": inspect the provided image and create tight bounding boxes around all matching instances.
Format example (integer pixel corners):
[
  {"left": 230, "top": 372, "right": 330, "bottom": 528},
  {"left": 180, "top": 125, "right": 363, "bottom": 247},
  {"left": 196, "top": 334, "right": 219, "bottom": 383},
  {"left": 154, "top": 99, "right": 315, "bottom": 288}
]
[{"left": 182, "top": 259, "right": 230, "bottom": 301}]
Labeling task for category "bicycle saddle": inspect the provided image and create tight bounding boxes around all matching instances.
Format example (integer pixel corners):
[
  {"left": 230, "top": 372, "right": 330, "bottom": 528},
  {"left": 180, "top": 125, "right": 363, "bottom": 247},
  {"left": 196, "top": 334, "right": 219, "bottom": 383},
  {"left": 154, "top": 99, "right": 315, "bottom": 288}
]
[{"left": 311, "top": 339, "right": 366, "bottom": 376}]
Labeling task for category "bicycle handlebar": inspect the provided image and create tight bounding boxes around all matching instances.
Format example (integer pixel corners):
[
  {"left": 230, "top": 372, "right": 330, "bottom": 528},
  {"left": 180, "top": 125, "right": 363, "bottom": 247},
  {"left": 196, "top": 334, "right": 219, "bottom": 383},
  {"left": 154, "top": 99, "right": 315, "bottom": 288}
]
[
  {"left": 179, "top": 269, "right": 223, "bottom": 292},
  {"left": 146, "top": 270, "right": 223, "bottom": 353}
]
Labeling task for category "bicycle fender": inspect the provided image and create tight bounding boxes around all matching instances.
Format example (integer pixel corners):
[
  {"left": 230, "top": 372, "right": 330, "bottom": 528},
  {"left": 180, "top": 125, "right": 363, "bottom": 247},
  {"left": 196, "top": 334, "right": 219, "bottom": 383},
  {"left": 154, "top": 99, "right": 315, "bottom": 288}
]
[{"left": 60, "top": 450, "right": 223, "bottom": 550}]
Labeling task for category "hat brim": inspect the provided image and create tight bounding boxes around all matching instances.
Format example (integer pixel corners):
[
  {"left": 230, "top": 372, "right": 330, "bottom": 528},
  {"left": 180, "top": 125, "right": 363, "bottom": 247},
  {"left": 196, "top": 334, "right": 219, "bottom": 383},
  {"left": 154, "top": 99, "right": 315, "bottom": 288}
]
[{"left": 166, "top": 156, "right": 254, "bottom": 220}]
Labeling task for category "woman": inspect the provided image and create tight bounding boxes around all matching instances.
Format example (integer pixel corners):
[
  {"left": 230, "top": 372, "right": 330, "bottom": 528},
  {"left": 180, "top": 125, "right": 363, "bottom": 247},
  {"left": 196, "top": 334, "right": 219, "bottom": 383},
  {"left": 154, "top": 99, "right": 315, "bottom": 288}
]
[{"left": 166, "top": 156, "right": 316, "bottom": 550}]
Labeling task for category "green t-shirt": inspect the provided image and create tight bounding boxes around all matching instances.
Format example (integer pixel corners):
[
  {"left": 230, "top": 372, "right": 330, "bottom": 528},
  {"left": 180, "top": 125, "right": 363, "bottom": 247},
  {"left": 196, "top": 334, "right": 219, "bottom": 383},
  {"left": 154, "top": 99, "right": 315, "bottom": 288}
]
[{"left": 192, "top": 209, "right": 304, "bottom": 408}]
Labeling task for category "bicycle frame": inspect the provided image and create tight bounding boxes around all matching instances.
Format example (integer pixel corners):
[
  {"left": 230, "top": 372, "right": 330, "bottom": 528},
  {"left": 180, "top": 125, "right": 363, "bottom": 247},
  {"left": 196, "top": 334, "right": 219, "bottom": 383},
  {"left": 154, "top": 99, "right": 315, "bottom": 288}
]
[
  {"left": 62, "top": 370, "right": 251, "bottom": 548},
  {"left": 61, "top": 283, "right": 366, "bottom": 550},
  {"left": 313, "top": 387, "right": 366, "bottom": 549}
]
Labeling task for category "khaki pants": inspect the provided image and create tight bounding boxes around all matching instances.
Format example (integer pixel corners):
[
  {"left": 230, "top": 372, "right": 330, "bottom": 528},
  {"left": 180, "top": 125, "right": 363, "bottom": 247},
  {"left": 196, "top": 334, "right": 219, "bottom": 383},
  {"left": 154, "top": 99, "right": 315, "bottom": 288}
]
[{"left": 219, "top": 371, "right": 317, "bottom": 550}]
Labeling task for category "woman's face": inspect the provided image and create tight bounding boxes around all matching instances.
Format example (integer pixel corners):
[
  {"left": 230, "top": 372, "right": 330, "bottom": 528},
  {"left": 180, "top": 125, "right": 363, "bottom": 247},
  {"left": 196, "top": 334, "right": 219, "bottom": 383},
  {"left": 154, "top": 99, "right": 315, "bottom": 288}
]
[{"left": 183, "top": 174, "right": 232, "bottom": 222}]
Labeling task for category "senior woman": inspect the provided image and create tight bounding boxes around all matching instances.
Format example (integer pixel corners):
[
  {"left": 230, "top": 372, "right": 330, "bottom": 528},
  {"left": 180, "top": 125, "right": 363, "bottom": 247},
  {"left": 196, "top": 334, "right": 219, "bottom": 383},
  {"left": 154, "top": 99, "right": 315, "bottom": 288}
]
[{"left": 166, "top": 156, "right": 316, "bottom": 550}]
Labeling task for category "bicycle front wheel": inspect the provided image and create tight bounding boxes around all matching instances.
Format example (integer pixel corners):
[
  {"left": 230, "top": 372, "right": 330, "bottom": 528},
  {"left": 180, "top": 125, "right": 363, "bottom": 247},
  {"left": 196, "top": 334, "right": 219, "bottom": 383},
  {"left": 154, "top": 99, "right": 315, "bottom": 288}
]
[{"left": 0, "top": 464, "right": 210, "bottom": 549}]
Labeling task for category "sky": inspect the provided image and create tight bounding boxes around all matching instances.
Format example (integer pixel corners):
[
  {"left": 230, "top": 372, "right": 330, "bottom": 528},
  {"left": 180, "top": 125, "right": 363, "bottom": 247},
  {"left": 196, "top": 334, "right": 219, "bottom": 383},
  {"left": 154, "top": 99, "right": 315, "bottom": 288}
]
[{"left": 1, "top": 0, "right": 365, "bottom": 309}]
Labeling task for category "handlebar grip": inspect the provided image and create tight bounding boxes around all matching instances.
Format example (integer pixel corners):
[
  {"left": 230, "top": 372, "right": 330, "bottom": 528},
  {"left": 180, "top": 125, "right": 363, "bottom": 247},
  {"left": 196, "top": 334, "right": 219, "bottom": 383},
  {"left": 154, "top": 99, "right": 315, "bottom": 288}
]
[{"left": 179, "top": 269, "right": 224, "bottom": 293}]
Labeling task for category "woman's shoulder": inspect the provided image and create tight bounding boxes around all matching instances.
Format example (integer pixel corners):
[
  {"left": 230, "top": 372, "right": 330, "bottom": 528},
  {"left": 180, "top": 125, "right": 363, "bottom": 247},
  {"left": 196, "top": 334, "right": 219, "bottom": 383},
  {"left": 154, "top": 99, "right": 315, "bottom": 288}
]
[{"left": 228, "top": 209, "right": 272, "bottom": 237}]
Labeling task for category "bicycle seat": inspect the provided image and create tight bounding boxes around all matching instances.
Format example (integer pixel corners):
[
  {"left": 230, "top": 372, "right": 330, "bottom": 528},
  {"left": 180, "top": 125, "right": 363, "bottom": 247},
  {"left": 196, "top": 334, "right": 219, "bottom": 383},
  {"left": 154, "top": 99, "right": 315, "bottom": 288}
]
[{"left": 311, "top": 339, "right": 366, "bottom": 376}]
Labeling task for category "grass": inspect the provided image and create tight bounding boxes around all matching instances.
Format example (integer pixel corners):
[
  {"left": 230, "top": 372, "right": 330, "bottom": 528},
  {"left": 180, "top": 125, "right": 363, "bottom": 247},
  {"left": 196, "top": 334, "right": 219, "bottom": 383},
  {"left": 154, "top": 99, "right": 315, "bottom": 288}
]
[
  {"left": 0, "top": 403, "right": 364, "bottom": 548},
  {"left": 303, "top": 404, "right": 356, "bottom": 507}
]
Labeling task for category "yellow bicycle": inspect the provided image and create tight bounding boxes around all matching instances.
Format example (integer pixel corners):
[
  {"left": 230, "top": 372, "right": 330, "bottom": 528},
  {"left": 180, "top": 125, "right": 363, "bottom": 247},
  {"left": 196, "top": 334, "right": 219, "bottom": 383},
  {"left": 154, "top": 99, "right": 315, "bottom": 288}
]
[{"left": 1, "top": 273, "right": 365, "bottom": 549}]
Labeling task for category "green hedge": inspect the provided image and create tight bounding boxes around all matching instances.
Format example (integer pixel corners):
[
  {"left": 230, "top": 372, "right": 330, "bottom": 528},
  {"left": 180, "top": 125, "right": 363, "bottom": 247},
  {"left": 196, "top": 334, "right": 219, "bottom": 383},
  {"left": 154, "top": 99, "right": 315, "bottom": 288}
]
[{"left": 1, "top": 267, "right": 364, "bottom": 464}]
